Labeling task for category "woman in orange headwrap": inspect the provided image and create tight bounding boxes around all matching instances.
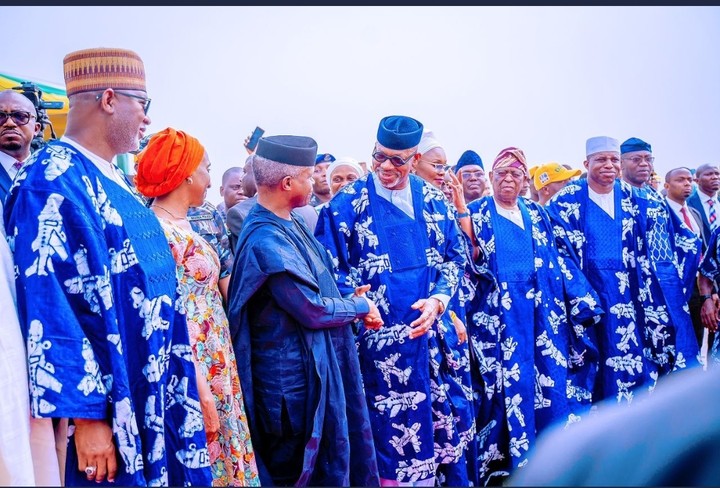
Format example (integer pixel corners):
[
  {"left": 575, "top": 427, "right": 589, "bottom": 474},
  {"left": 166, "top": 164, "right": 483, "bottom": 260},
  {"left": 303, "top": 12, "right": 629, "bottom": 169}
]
[{"left": 136, "top": 128, "right": 260, "bottom": 487}]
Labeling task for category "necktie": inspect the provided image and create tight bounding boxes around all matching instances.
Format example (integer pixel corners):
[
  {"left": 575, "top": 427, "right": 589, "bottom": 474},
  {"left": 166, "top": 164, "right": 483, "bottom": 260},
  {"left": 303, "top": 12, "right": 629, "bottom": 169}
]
[
  {"left": 709, "top": 199, "right": 717, "bottom": 231},
  {"left": 680, "top": 207, "right": 695, "bottom": 233},
  {"left": 12, "top": 160, "right": 23, "bottom": 170}
]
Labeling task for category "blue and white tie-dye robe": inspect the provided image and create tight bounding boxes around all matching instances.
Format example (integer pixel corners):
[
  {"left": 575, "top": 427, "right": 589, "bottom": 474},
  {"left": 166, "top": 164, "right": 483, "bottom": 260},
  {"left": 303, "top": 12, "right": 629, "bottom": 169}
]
[
  {"left": 315, "top": 173, "right": 466, "bottom": 484},
  {"left": 465, "top": 196, "right": 603, "bottom": 484},
  {"left": 3, "top": 141, "right": 212, "bottom": 487},
  {"left": 546, "top": 178, "right": 699, "bottom": 407},
  {"left": 639, "top": 186, "right": 700, "bottom": 373}
]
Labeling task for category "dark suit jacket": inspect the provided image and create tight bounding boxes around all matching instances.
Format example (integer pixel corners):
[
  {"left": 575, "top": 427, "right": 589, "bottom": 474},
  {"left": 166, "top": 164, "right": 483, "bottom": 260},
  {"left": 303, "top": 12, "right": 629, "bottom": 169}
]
[
  {"left": 0, "top": 164, "right": 12, "bottom": 205},
  {"left": 687, "top": 190, "right": 714, "bottom": 247}
]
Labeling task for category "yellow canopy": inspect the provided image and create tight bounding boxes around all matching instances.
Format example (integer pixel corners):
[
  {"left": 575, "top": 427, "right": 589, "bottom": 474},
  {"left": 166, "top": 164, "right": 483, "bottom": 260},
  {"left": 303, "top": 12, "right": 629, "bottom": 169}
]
[{"left": 0, "top": 72, "right": 68, "bottom": 139}]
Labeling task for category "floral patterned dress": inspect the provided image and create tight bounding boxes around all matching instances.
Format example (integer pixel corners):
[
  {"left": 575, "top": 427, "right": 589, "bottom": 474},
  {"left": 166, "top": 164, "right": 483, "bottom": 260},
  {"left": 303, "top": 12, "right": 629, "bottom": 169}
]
[{"left": 161, "top": 219, "right": 260, "bottom": 486}]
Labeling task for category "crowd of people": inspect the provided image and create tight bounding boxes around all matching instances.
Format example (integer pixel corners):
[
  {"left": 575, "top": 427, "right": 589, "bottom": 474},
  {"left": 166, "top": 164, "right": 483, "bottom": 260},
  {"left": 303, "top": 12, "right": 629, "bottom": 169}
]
[{"left": 1, "top": 46, "right": 719, "bottom": 487}]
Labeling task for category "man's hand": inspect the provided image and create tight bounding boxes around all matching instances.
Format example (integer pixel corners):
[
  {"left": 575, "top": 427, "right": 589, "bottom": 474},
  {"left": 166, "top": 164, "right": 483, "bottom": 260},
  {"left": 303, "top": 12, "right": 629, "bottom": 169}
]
[
  {"left": 73, "top": 418, "right": 117, "bottom": 483},
  {"left": 363, "top": 298, "right": 384, "bottom": 330},
  {"left": 409, "top": 297, "right": 442, "bottom": 339},
  {"left": 700, "top": 295, "right": 719, "bottom": 332},
  {"left": 355, "top": 285, "right": 383, "bottom": 329},
  {"left": 450, "top": 310, "right": 467, "bottom": 345}
]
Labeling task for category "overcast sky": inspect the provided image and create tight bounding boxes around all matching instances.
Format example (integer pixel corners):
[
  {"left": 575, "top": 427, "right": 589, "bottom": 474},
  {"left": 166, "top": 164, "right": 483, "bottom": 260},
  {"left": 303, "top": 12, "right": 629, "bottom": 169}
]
[{"left": 3, "top": 6, "right": 719, "bottom": 202}]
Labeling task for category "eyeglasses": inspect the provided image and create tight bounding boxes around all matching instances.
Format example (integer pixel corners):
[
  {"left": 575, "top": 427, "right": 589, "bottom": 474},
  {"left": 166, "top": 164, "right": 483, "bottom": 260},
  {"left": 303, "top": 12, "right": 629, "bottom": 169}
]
[
  {"left": 623, "top": 155, "right": 655, "bottom": 164},
  {"left": 96, "top": 90, "right": 152, "bottom": 114},
  {"left": 0, "top": 111, "right": 35, "bottom": 126},
  {"left": 421, "top": 161, "right": 449, "bottom": 173},
  {"left": 493, "top": 168, "right": 526, "bottom": 180},
  {"left": 372, "top": 150, "right": 417, "bottom": 168},
  {"left": 460, "top": 170, "right": 485, "bottom": 179}
]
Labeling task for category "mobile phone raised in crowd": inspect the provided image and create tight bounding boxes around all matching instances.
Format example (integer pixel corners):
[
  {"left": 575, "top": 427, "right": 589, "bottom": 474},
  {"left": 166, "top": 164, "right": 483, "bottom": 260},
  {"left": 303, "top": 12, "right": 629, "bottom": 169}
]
[{"left": 245, "top": 126, "right": 265, "bottom": 152}]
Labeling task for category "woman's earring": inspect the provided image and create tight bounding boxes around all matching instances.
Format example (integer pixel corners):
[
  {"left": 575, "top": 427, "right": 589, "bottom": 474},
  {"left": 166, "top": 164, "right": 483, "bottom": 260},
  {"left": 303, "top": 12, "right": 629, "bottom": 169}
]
[{"left": 187, "top": 178, "right": 193, "bottom": 184}]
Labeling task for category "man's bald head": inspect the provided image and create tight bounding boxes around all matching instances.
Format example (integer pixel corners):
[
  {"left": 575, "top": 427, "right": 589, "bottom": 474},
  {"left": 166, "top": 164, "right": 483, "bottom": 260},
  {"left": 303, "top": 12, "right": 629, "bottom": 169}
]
[
  {"left": 0, "top": 89, "right": 41, "bottom": 160},
  {"left": 0, "top": 90, "right": 38, "bottom": 117}
]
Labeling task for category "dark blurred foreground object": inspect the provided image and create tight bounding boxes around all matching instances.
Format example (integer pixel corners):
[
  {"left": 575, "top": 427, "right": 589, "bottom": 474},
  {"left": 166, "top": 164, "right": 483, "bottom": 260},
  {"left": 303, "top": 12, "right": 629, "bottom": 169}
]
[{"left": 509, "top": 365, "right": 720, "bottom": 486}]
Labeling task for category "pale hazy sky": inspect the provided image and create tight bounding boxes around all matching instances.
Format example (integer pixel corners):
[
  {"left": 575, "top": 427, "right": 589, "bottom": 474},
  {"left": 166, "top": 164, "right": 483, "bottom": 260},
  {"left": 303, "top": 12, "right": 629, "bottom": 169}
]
[{"left": 3, "top": 6, "right": 719, "bottom": 201}]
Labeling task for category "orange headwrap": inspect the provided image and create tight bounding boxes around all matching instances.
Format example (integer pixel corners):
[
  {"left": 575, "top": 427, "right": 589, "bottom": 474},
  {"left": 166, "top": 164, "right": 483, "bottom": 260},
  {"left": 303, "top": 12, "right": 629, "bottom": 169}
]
[
  {"left": 134, "top": 127, "right": 205, "bottom": 198},
  {"left": 492, "top": 147, "right": 528, "bottom": 174}
]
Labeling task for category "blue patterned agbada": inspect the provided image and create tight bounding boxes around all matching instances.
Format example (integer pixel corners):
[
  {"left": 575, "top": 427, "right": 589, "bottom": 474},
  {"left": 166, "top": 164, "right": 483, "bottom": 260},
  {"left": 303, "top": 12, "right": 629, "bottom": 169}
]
[
  {"left": 465, "top": 196, "right": 603, "bottom": 484},
  {"left": 546, "top": 178, "right": 699, "bottom": 406},
  {"left": 3, "top": 141, "right": 212, "bottom": 486},
  {"left": 315, "top": 173, "right": 467, "bottom": 484}
]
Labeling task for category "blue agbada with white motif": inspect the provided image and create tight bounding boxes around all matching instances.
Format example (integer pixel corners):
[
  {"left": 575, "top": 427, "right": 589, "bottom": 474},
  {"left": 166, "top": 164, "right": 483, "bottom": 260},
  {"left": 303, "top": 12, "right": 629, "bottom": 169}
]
[
  {"left": 465, "top": 196, "right": 603, "bottom": 484},
  {"left": 546, "top": 179, "right": 700, "bottom": 406},
  {"left": 3, "top": 141, "right": 212, "bottom": 487},
  {"left": 315, "top": 173, "right": 466, "bottom": 484}
]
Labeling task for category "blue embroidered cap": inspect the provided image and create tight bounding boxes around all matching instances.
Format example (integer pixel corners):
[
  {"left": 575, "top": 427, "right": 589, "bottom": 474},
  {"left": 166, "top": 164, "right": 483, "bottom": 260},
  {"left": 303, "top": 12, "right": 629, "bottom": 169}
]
[
  {"left": 315, "top": 153, "right": 336, "bottom": 164},
  {"left": 621, "top": 137, "right": 652, "bottom": 154},
  {"left": 376, "top": 115, "right": 424, "bottom": 150},
  {"left": 454, "top": 150, "right": 484, "bottom": 173},
  {"left": 256, "top": 135, "right": 318, "bottom": 167}
]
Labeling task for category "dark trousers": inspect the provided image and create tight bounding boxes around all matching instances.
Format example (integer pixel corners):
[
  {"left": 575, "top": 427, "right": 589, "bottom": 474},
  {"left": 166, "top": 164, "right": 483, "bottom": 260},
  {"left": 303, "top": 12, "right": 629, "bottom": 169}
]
[{"left": 688, "top": 288, "right": 716, "bottom": 353}]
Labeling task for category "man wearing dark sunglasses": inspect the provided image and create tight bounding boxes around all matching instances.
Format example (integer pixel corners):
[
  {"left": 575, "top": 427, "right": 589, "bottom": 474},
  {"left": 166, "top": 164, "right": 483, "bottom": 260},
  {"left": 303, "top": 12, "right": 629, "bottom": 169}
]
[
  {"left": 316, "top": 115, "right": 467, "bottom": 486},
  {"left": 0, "top": 90, "right": 41, "bottom": 203}
]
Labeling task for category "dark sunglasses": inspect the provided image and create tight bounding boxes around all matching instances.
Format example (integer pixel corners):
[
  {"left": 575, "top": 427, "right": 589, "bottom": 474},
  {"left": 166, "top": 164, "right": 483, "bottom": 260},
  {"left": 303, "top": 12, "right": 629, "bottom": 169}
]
[
  {"left": 372, "top": 150, "right": 417, "bottom": 168},
  {"left": 0, "top": 111, "right": 35, "bottom": 126},
  {"left": 96, "top": 90, "right": 152, "bottom": 115}
]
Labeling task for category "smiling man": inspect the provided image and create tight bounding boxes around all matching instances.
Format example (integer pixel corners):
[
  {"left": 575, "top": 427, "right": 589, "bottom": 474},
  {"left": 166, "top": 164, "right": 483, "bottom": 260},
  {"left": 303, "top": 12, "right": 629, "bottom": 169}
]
[
  {"left": 546, "top": 136, "right": 700, "bottom": 410},
  {"left": 315, "top": 115, "right": 468, "bottom": 486}
]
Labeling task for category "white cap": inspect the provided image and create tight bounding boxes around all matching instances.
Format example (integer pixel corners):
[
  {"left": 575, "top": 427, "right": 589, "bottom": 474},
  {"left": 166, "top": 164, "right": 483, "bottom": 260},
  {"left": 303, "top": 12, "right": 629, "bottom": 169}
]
[
  {"left": 586, "top": 136, "right": 620, "bottom": 156},
  {"left": 418, "top": 130, "right": 443, "bottom": 155},
  {"left": 326, "top": 156, "right": 364, "bottom": 186}
]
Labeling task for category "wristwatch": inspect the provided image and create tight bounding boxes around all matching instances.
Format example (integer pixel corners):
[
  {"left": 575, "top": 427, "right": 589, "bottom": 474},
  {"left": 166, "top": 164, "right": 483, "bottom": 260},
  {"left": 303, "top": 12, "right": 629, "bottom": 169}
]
[{"left": 700, "top": 294, "right": 713, "bottom": 301}]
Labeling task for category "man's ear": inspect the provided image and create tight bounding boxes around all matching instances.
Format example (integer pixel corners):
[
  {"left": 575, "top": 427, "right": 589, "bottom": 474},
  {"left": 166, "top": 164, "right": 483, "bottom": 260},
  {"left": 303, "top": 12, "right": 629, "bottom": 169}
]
[{"left": 281, "top": 175, "right": 293, "bottom": 191}]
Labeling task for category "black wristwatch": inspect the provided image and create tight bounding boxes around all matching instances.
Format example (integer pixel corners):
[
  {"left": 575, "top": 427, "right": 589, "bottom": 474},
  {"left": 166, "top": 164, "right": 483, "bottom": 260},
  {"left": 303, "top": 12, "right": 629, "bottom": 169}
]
[{"left": 700, "top": 294, "right": 713, "bottom": 301}]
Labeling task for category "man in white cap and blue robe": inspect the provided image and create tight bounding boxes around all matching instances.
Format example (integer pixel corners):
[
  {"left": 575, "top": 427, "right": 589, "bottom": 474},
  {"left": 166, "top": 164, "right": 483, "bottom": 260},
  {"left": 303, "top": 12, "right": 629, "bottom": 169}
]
[
  {"left": 546, "top": 136, "right": 700, "bottom": 408},
  {"left": 315, "top": 115, "right": 467, "bottom": 486}
]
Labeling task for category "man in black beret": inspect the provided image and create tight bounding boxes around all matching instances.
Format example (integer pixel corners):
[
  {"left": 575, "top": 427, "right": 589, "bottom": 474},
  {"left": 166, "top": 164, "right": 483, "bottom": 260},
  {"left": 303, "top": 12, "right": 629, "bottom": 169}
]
[{"left": 226, "top": 134, "right": 382, "bottom": 487}]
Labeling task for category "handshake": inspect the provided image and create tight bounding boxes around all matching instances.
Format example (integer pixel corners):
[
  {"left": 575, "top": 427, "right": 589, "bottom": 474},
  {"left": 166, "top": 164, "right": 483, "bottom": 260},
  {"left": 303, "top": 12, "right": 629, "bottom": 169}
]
[{"left": 354, "top": 284, "right": 384, "bottom": 330}]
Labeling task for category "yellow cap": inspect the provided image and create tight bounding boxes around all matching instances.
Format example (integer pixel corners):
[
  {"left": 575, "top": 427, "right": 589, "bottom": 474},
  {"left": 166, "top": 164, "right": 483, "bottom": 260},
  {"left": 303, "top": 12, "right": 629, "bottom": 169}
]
[{"left": 534, "top": 162, "right": 581, "bottom": 190}]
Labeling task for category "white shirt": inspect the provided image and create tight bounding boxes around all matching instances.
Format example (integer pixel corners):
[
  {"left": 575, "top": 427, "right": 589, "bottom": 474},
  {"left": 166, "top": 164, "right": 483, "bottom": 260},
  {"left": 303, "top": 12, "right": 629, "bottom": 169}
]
[
  {"left": 372, "top": 173, "right": 414, "bottom": 219},
  {"left": 0, "top": 151, "right": 23, "bottom": 181},
  {"left": 666, "top": 198, "right": 700, "bottom": 235},
  {"left": 60, "top": 136, "right": 137, "bottom": 196},
  {"left": 370, "top": 173, "right": 450, "bottom": 312},
  {"left": 588, "top": 186, "right": 615, "bottom": 219},
  {"left": 493, "top": 197, "right": 525, "bottom": 229}
]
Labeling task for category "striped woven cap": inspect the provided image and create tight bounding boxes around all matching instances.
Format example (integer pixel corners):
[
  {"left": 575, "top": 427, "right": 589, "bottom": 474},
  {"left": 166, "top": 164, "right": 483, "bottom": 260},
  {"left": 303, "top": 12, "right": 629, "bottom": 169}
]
[{"left": 63, "top": 47, "right": 146, "bottom": 97}]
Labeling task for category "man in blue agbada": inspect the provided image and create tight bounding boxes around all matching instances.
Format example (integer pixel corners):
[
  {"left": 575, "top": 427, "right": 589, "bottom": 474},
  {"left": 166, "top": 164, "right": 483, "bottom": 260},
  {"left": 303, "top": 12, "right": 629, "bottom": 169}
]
[
  {"left": 464, "top": 147, "right": 603, "bottom": 485},
  {"left": 546, "top": 136, "right": 700, "bottom": 407},
  {"left": 3, "top": 48, "right": 212, "bottom": 486},
  {"left": 315, "top": 115, "right": 467, "bottom": 486},
  {"left": 619, "top": 137, "right": 701, "bottom": 370},
  {"left": 226, "top": 134, "right": 383, "bottom": 487}
]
